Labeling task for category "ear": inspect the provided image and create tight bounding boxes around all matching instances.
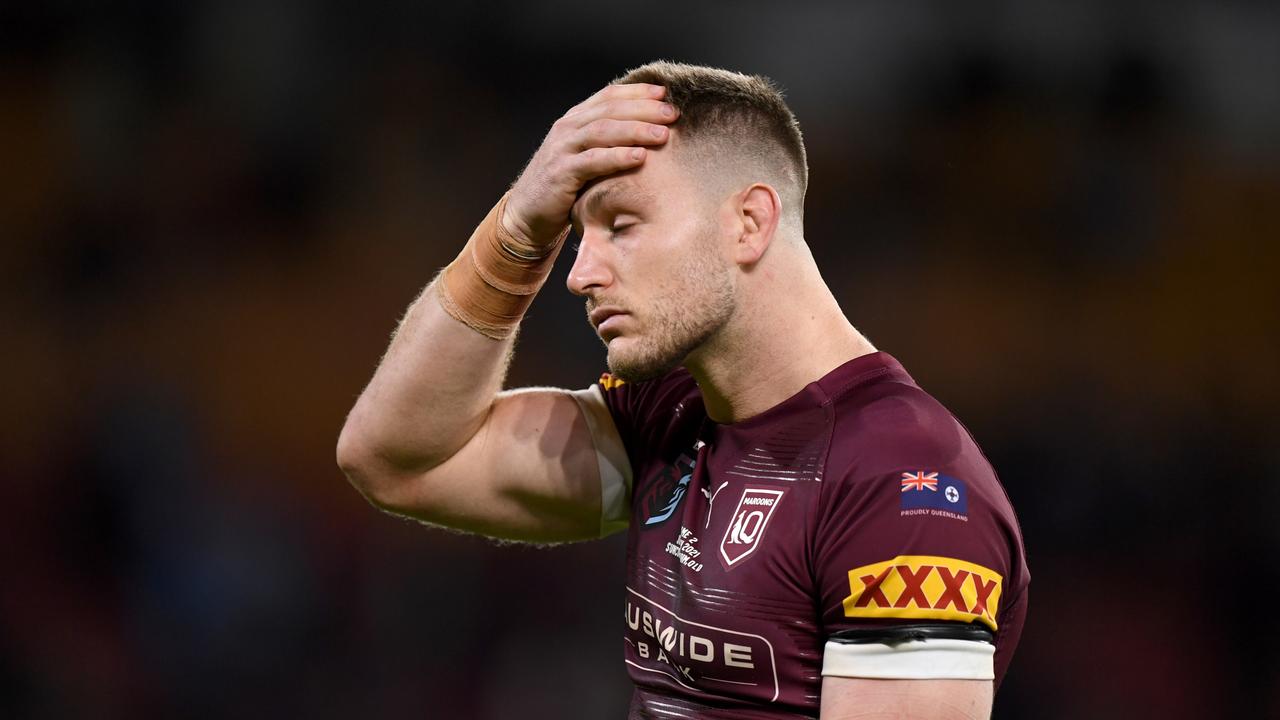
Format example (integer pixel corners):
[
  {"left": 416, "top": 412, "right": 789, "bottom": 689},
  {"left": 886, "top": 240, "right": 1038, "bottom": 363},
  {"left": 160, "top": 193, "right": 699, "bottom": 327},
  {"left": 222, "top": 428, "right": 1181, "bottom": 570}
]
[{"left": 731, "top": 183, "right": 782, "bottom": 266}]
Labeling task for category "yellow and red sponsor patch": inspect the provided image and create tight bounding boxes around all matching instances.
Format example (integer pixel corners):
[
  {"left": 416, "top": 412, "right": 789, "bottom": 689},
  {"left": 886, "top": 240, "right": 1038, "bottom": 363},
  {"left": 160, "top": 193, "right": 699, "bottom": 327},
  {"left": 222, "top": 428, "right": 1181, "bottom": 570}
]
[
  {"left": 842, "top": 555, "right": 1003, "bottom": 631},
  {"left": 599, "top": 373, "right": 626, "bottom": 391}
]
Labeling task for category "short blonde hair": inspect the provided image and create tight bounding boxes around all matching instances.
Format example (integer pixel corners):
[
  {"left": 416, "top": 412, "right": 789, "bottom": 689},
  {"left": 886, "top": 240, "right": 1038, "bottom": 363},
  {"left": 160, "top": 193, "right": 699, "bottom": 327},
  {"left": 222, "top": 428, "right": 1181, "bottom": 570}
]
[{"left": 615, "top": 61, "right": 808, "bottom": 223}]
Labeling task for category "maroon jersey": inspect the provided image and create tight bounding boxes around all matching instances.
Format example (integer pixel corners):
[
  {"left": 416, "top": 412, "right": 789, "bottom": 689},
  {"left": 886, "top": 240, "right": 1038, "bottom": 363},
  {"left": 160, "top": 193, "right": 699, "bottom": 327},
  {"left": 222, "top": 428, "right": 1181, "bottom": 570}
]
[{"left": 594, "top": 352, "right": 1029, "bottom": 718}]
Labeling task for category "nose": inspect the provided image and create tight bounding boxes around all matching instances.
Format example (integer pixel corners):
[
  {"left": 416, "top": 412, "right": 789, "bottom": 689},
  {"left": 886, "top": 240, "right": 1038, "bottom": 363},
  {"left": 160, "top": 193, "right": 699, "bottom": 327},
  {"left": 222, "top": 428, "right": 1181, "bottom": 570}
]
[{"left": 566, "top": 230, "right": 614, "bottom": 297}]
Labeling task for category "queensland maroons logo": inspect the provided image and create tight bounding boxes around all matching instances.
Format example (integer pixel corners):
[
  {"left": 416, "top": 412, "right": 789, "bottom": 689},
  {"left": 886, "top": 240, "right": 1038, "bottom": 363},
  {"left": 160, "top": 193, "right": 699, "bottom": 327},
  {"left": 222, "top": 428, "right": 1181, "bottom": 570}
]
[
  {"left": 719, "top": 487, "right": 785, "bottom": 569},
  {"left": 640, "top": 452, "right": 697, "bottom": 528}
]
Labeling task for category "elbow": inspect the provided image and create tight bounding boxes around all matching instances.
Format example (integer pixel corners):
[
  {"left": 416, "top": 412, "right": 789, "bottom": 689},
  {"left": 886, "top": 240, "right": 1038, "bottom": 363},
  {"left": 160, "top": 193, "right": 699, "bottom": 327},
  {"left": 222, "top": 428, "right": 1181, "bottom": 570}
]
[
  {"left": 335, "top": 417, "right": 440, "bottom": 513},
  {"left": 335, "top": 418, "right": 397, "bottom": 509},
  {"left": 335, "top": 421, "right": 365, "bottom": 483},
  {"left": 336, "top": 421, "right": 372, "bottom": 494}
]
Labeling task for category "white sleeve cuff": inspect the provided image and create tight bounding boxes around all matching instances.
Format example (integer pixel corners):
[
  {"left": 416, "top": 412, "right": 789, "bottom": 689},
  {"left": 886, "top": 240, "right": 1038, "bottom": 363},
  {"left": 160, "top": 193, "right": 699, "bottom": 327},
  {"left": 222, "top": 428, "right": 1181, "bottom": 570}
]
[
  {"left": 568, "top": 385, "right": 632, "bottom": 537},
  {"left": 822, "top": 638, "right": 994, "bottom": 680}
]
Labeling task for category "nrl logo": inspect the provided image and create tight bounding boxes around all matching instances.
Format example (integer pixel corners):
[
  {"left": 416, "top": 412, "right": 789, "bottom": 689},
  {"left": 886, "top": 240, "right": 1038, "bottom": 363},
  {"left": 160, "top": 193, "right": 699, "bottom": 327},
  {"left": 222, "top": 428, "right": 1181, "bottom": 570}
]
[
  {"left": 641, "top": 452, "right": 697, "bottom": 527},
  {"left": 719, "top": 487, "right": 785, "bottom": 569}
]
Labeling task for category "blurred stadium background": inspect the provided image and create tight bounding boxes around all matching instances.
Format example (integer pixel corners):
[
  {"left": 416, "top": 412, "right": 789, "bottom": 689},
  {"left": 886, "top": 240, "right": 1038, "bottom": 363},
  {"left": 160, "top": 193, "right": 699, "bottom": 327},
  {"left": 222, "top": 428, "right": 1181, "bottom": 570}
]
[{"left": 2, "top": 2, "right": 1277, "bottom": 718}]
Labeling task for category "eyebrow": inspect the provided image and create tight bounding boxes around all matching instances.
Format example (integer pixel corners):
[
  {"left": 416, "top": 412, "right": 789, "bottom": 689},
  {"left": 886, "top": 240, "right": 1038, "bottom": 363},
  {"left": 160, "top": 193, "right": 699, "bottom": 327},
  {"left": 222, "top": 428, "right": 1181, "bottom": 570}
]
[{"left": 570, "top": 182, "right": 656, "bottom": 231}]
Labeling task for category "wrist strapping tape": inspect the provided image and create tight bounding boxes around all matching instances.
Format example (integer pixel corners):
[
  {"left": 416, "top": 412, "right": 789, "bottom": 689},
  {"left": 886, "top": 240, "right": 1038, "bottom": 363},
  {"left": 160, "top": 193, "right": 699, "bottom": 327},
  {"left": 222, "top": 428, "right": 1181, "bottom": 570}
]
[{"left": 436, "top": 193, "right": 570, "bottom": 340}]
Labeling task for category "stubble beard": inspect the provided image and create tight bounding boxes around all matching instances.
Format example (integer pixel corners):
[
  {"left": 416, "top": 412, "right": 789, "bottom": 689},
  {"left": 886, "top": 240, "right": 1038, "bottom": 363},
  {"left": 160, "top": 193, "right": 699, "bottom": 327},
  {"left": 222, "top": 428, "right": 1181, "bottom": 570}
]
[{"left": 602, "top": 239, "right": 736, "bottom": 383}]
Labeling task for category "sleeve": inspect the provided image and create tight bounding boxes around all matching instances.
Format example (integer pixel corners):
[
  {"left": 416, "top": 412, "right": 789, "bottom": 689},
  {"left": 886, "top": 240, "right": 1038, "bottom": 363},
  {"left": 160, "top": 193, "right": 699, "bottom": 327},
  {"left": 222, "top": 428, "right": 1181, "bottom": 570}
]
[
  {"left": 567, "top": 382, "right": 632, "bottom": 538},
  {"left": 813, "top": 455, "right": 1016, "bottom": 681}
]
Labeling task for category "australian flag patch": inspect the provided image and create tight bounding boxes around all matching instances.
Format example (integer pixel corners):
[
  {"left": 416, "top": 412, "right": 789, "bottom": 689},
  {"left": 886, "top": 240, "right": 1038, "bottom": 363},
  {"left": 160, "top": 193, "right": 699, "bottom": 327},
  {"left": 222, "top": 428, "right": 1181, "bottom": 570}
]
[{"left": 900, "top": 471, "right": 968, "bottom": 519}]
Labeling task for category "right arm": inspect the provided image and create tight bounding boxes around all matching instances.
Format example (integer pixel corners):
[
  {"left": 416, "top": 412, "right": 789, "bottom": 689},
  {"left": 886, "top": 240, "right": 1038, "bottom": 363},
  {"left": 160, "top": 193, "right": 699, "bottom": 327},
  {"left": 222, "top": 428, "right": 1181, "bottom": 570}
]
[
  {"left": 336, "top": 282, "right": 604, "bottom": 542},
  {"left": 336, "top": 82, "right": 676, "bottom": 543}
]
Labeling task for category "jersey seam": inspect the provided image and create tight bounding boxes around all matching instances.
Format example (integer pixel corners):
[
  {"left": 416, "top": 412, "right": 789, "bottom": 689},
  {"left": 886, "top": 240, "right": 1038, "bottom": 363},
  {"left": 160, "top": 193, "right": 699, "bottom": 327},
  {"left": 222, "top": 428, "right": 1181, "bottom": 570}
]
[
  {"left": 822, "top": 366, "right": 895, "bottom": 404},
  {"left": 808, "top": 393, "right": 841, "bottom": 623}
]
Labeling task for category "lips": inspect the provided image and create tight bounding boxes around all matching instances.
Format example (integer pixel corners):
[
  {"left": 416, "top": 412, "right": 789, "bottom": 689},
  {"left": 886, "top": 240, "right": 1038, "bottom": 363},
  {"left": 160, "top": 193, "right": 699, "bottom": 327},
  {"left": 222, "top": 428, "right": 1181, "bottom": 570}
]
[
  {"left": 589, "top": 306, "right": 627, "bottom": 329},
  {"left": 588, "top": 303, "right": 629, "bottom": 335}
]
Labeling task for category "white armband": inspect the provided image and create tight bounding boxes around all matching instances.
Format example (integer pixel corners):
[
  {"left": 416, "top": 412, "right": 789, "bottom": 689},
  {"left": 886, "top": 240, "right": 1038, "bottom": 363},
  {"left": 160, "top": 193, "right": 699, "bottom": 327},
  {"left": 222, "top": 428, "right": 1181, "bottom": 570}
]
[{"left": 823, "top": 624, "right": 995, "bottom": 680}]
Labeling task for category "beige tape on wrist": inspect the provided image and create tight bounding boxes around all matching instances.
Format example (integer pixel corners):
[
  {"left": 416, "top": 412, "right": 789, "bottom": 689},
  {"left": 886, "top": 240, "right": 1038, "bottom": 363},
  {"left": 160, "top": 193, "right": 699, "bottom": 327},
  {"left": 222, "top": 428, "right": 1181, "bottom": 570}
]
[{"left": 436, "top": 192, "right": 571, "bottom": 340}]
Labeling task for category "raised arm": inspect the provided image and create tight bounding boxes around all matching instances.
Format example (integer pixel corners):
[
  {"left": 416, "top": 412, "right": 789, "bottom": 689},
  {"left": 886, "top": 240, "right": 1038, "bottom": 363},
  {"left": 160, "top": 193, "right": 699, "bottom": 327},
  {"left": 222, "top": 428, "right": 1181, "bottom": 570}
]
[{"left": 336, "top": 83, "right": 677, "bottom": 543}]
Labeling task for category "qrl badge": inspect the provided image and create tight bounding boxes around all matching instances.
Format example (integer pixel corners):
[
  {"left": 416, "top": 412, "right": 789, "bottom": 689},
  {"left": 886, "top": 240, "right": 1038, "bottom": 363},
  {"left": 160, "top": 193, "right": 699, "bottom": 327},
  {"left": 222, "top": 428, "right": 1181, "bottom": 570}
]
[{"left": 719, "top": 487, "right": 784, "bottom": 570}]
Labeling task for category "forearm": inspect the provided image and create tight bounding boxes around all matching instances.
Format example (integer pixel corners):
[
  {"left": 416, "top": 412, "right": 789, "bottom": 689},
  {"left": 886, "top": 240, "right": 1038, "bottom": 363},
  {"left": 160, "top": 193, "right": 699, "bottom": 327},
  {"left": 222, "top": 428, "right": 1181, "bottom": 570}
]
[
  {"left": 337, "top": 186, "right": 568, "bottom": 487},
  {"left": 338, "top": 278, "right": 513, "bottom": 477}
]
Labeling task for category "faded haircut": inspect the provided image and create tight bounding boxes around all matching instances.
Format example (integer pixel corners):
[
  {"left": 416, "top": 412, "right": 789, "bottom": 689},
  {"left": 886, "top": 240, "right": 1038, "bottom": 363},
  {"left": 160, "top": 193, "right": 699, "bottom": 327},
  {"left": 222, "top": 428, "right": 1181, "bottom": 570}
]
[{"left": 615, "top": 60, "right": 809, "bottom": 227}]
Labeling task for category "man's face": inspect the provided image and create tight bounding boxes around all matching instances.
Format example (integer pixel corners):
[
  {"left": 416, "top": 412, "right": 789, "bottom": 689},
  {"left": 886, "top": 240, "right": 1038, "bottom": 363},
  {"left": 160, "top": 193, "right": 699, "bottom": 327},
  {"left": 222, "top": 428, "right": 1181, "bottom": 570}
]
[{"left": 567, "top": 142, "right": 737, "bottom": 382}]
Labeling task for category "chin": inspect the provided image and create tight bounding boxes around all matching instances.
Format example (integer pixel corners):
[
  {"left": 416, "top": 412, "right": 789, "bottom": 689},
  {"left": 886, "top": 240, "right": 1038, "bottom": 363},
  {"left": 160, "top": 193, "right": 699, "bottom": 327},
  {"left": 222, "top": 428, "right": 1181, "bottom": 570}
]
[{"left": 606, "top": 337, "right": 683, "bottom": 384}]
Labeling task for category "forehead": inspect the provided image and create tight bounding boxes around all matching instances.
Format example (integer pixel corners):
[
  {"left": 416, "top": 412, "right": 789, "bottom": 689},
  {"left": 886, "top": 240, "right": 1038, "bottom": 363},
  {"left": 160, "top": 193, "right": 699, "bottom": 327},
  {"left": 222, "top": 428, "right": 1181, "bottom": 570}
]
[
  {"left": 570, "top": 142, "right": 690, "bottom": 225},
  {"left": 574, "top": 179, "right": 655, "bottom": 223}
]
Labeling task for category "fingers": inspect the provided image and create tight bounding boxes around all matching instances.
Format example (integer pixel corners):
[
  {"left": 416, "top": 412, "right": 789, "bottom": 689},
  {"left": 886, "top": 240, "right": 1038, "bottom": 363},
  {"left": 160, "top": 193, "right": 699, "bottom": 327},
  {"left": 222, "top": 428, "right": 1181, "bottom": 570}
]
[
  {"left": 606, "top": 83, "right": 666, "bottom": 100},
  {"left": 564, "top": 97, "right": 677, "bottom": 129},
  {"left": 572, "top": 118, "right": 669, "bottom": 152},
  {"left": 567, "top": 83, "right": 665, "bottom": 113},
  {"left": 566, "top": 146, "right": 648, "bottom": 183},
  {"left": 552, "top": 85, "right": 675, "bottom": 190}
]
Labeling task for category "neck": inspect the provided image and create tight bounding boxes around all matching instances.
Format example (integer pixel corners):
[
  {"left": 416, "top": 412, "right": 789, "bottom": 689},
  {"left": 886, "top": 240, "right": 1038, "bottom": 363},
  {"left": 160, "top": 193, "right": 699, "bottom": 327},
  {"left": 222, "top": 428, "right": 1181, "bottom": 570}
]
[{"left": 685, "top": 244, "right": 876, "bottom": 424}]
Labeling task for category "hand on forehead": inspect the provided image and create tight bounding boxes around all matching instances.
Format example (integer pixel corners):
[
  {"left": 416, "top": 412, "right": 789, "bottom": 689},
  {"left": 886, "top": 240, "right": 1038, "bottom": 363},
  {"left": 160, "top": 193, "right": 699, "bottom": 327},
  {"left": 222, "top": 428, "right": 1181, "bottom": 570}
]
[
  {"left": 503, "top": 81, "right": 678, "bottom": 245},
  {"left": 572, "top": 177, "right": 660, "bottom": 229}
]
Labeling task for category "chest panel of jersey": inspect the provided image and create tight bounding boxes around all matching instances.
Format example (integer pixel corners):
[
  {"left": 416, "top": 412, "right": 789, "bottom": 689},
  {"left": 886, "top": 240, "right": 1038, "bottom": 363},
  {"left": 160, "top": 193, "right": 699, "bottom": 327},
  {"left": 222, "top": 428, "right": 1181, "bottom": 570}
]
[{"left": 623, "top": 398, "right": 833, "bottom": 714}]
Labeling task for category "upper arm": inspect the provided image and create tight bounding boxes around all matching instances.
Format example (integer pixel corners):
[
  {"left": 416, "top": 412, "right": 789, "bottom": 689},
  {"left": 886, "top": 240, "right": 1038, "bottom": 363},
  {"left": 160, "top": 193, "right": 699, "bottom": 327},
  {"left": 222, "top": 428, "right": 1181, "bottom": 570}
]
[
  {"left": 365, "top": 385, "right": 631, "bottom": 543},
  {"left": 820, "top": 677, "right": 991, "bottom": 720},
  {"left": 811, "top": 423, "right": 1027, "bottom": 686},
  {"left": 808, "top": 401, "right": 1029, "bottom": 697}
]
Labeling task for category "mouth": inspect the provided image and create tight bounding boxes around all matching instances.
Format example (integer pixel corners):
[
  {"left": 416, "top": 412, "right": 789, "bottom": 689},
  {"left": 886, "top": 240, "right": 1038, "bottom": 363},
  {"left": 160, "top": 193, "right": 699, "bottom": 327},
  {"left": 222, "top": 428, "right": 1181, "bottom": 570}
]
[{"left": 589, "top": 306, "right": 629, "bottom": 337}]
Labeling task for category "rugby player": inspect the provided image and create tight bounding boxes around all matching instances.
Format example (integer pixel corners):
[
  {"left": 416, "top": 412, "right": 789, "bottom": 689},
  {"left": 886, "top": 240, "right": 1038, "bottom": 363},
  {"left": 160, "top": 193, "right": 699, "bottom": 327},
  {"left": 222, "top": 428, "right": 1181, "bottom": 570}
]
[{"left": 337, "top": 61, "right": 1029, "bottom": 719}]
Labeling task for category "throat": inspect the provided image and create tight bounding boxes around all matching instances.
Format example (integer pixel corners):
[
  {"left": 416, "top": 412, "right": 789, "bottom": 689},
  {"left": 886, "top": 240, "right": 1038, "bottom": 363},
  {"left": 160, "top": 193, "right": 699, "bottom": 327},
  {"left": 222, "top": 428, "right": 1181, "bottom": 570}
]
[{"left": 686, "top": 312, "right": 875, "bottom": 424}]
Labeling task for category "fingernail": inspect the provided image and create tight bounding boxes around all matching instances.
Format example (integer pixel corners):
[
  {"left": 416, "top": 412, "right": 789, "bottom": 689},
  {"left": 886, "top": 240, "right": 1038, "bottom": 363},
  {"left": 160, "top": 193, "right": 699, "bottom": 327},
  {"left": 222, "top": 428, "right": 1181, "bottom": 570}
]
[
  {"left": 662, "top": 104, "right": 675, "bottom": 117},
  {"left": 631, "top": 148, "right": 644, "bottom": 160},
  {"left": 650, "top": 125, "right": 665, "bottom": 138}
]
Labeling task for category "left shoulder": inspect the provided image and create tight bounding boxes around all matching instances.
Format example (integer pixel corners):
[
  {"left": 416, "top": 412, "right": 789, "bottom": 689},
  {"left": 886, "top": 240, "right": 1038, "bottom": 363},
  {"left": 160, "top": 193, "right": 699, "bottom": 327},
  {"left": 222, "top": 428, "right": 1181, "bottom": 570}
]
[{"left": 826, "top": 377, "right": 989, "bottom": 485}]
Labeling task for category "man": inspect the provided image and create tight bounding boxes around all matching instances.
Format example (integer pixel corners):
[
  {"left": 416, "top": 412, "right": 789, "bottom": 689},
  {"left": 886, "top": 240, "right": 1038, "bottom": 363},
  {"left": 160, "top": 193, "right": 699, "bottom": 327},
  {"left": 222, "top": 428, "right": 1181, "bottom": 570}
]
[{"left": 337, "top": 61, "right": 1029, "bottom": 719}]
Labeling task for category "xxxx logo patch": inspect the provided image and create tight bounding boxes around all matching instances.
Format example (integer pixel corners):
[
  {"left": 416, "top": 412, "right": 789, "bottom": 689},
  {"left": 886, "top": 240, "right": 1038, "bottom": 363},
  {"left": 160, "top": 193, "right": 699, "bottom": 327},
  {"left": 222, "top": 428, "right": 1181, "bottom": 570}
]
[{"left": 842, "top": 555, "right": 1003, "bottom": 631}]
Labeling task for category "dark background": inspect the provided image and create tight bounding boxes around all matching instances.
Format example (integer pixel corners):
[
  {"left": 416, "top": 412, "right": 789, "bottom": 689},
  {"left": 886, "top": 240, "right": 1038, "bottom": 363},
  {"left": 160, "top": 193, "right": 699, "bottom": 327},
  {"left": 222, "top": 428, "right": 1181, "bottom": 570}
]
[{"left": 3, "top": 2, "right": 1277, "bottom": 718}]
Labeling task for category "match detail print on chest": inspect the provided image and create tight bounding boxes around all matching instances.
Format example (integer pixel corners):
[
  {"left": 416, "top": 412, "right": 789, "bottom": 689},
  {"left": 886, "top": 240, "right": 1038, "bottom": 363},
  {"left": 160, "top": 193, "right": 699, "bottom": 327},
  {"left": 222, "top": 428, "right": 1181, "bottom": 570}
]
[{"left": 637, "top": 438, "right": 709, "bottom": 574}]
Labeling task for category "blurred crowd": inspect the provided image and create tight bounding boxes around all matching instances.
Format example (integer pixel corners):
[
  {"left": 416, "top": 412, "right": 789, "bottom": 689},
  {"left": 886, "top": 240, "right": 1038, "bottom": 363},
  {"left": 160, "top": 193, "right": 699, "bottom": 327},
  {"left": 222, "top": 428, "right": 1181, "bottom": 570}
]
[{"left": 2, "top": 2, "right": 1277, "bottom": 718}]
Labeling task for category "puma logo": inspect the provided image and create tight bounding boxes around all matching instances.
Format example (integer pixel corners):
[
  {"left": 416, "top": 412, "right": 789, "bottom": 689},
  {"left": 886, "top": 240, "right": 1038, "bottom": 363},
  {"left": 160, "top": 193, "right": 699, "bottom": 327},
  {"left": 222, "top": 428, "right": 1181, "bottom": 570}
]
[{"left": 702, "top": 480, "right": 729, "bottom": 529}]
